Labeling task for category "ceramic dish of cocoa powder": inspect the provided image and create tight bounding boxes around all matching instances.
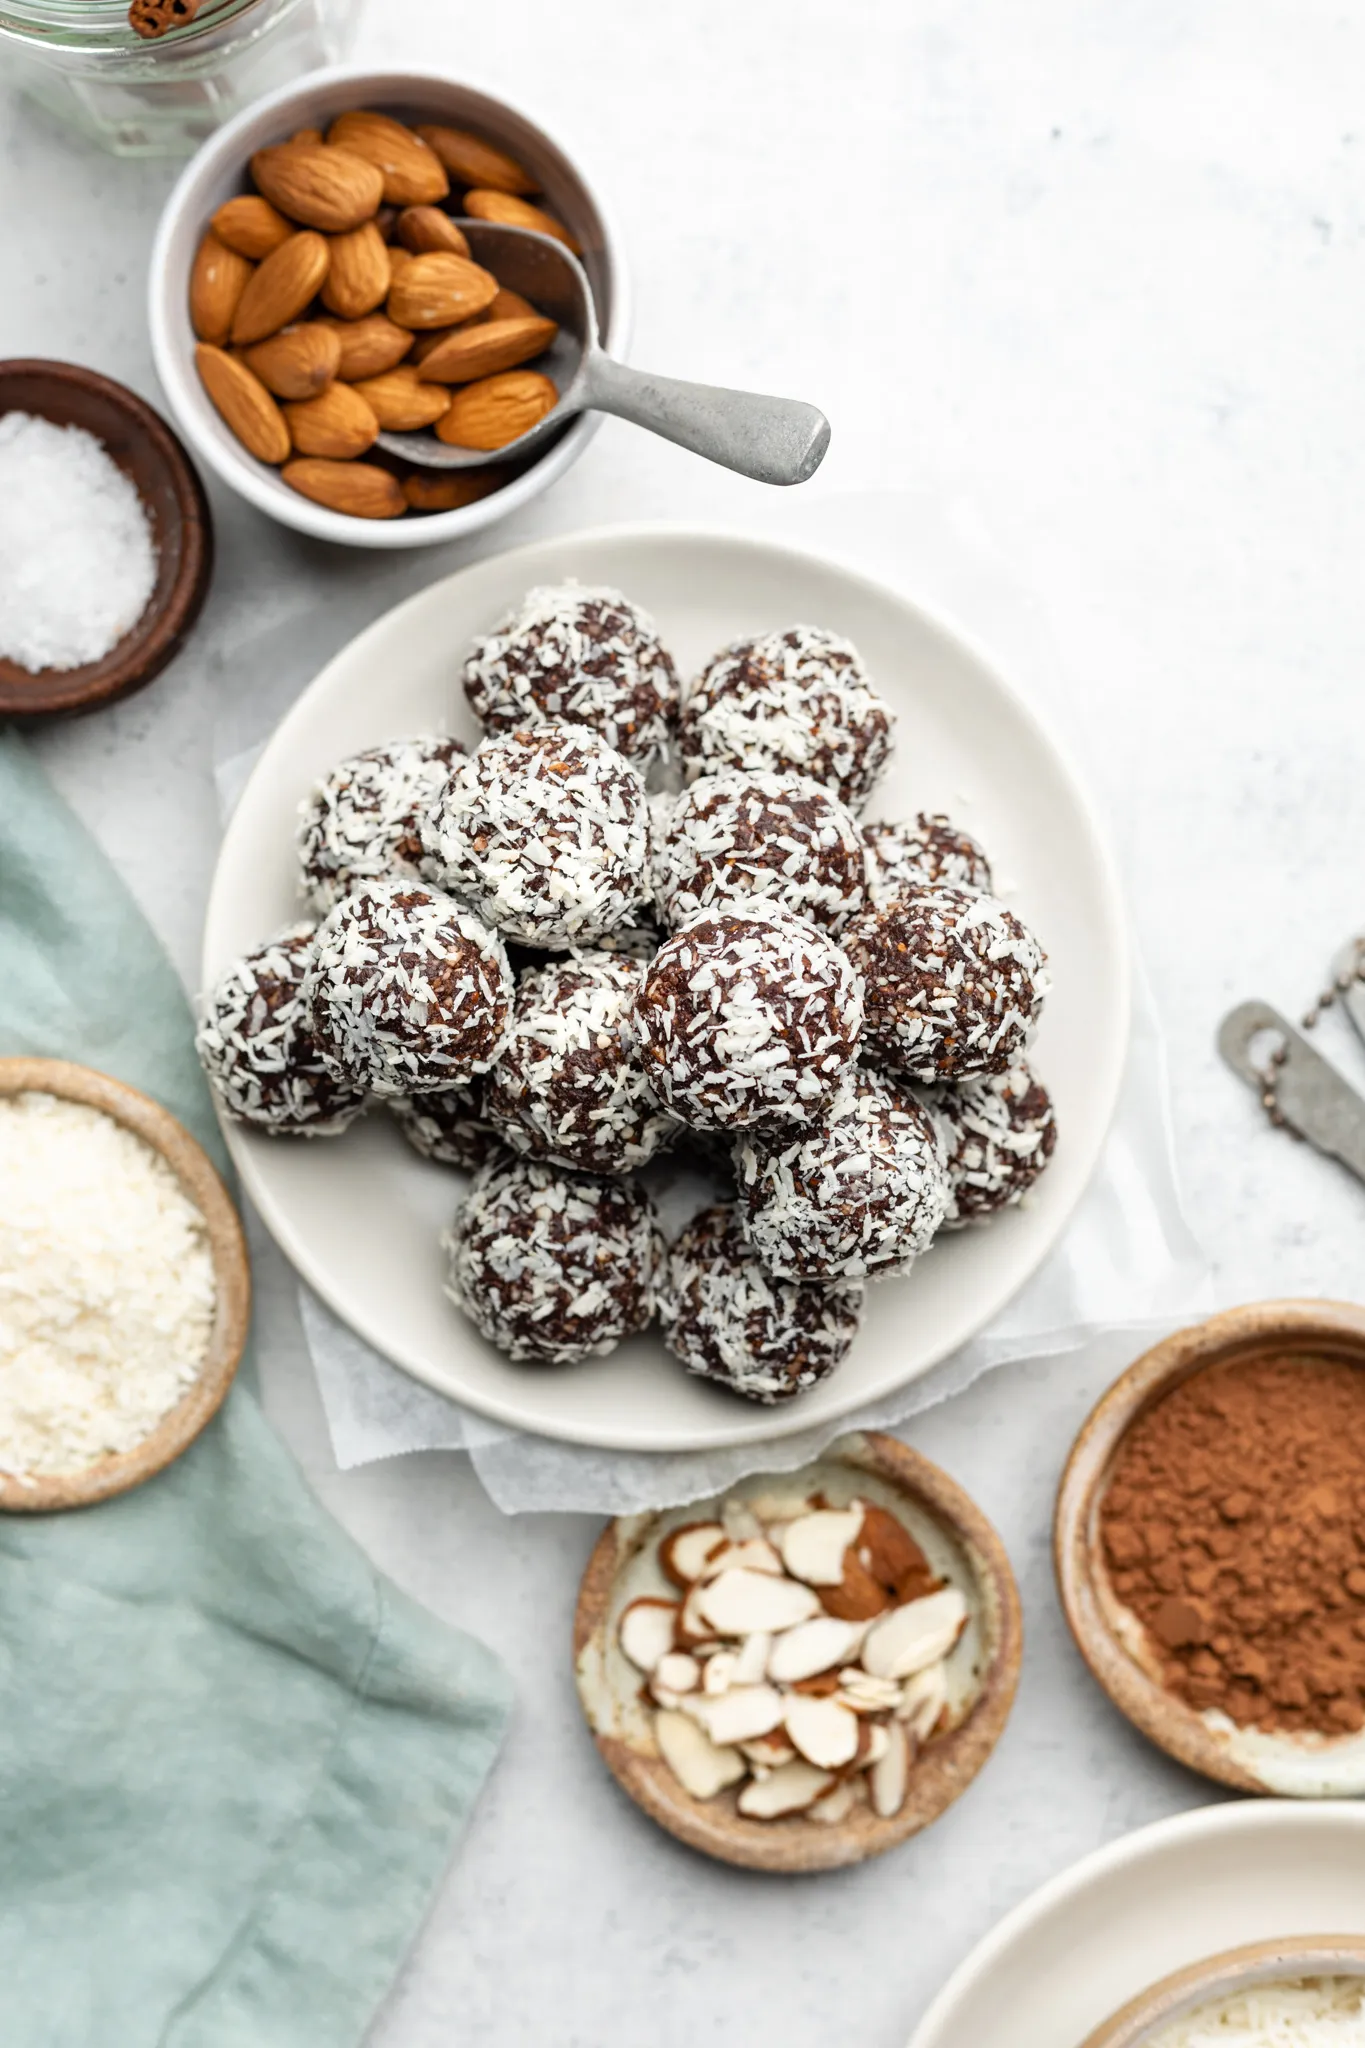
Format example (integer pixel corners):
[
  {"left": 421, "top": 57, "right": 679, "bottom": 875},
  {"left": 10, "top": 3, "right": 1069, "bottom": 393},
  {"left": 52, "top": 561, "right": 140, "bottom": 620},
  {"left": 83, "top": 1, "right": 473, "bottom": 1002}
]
[{"left": 1054, "top": 1298, "right": 1365, "bottom": 1795}]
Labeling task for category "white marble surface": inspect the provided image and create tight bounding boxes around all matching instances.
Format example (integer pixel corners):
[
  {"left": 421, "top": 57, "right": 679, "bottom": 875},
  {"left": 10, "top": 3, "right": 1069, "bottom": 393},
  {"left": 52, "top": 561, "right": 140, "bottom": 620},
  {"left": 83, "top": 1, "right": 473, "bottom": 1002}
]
[{"left": 5, "top": 4, "right": 1365, "bottom": 2042}]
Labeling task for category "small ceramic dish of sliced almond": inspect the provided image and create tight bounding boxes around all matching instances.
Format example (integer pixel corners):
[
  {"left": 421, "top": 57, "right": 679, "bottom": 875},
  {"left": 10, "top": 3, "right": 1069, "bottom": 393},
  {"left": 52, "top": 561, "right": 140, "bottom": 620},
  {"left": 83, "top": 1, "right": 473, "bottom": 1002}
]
[{"left": 574, "top": 1433, "right": 1022, "bottom": 1872}]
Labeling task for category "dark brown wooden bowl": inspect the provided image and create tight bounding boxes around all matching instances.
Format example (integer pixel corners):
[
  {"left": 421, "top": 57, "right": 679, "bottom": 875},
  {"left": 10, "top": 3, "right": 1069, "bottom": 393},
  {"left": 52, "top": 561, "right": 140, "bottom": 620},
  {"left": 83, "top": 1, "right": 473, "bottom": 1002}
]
[{"left": 0, "top": 360, "right": 212, "bottom": 720}]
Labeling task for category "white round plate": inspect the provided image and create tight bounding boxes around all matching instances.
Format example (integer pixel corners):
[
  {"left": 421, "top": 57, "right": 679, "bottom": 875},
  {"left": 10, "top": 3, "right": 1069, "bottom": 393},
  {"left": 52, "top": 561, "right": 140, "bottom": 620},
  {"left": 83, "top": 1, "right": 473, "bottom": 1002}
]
[
  {"left": 909, "top": 1800, "right": 1365, "bottom": 2048},
  {"left": 203, "top": 524, "right": 1128, "bottom": 1450}
]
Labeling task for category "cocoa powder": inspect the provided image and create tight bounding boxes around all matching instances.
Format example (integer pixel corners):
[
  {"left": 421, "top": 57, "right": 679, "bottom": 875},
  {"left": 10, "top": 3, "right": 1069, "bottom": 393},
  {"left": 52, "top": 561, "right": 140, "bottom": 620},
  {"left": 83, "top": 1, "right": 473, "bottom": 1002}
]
[{"left": 1100, "top": 1352, "right": 1365, "bottom": 1736}]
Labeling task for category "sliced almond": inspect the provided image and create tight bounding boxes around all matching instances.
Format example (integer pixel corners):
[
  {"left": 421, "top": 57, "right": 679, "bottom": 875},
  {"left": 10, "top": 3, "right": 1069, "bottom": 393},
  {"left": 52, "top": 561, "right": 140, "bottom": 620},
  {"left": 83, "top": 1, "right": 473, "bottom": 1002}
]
[
  {"left": 189, "top": 232, "right": 253, "bottom": 345},
  {"left": 835, "top": 1670, "right": 903, "bottom": 1714},
  {"left": 740, "top": 1731, "right": 797, "bottom": 1770},
  {"left": 860, "top": 1588, "right": 968, "bottom": 1681},
  {"left": 862, "top": 1722, "right": 891, "bottom": 1766},
  {"left": 685, "top": 1684, "right": 785, "bottom": 1747},
  {"left": 415, "top": 123, "right": 537, "bottom": 196},
  {"left": 395, "top": 205, "right": 471, "bottom": 257},
  {"left": 653, "top": 1651, "right": 700, "bottom": 1696},
  {"left": 697, "top": 1537, "right": 783, "bottom": 1583},
  {"left": 721, "top": 1498, "right": 764, "bottom": 1543},
  {"left": 896, "top": 1662, "right": 949, "bottom": 1740},
  {"left": 659, "top": 1522, "right": 726, "bottom": 1589},
  {"left": 702, "top": 1651, "right": 737, "bottom": 1697},
  {"left": 617, "top": 1596, "right": 680, "bottom": 1674},
  {"left": 737, "top": 1760, "right": 833, "bottom": 1819},
  {"left": 654, "top": 1708, "right": 746, "bottom": 1802},
  {"left": 211, "top": 194, "right": 294, "bottom": 261},
  {"left": 194, "top": 344, "right": 289, "bottom": 465},
  {"left": 869, "top": 1719, "right": 911, "bottom": 1819},
  {"left": 732, "top": 1631, "right": 771, "bottom": 1687},
  {"left": 327, "top": 110, "right": 450, "bottom": 206},
  {"left": 230, "top": 230, "right": 330, "bottom": 346},
  {"left": 767, "top": 1616, "right": 866, "bottom": 1685},
  {"left": 463, "top": 187, "right": 579, "bottom": 252},
  {"left": 674, "top": 1582, "right": 716, "bottom": 1649},
  {"left": 857, "top": 1503, "right": 940, "bottom": 1604},
  {"left": 783, "top": 1694, "right": 861, "bottom": 1770},
  {"left": 780, "top": 1506, "right": 865, "bottom": 1586},
  {"left": 820, "top": 1552, "right": 894, "bottom": 1622},
  {"left": 696, "top": 1568, "right": 822, "bottom": 1638},
  {"left": 810, "top": 1778, "right": 859, "bottom": 1825}
]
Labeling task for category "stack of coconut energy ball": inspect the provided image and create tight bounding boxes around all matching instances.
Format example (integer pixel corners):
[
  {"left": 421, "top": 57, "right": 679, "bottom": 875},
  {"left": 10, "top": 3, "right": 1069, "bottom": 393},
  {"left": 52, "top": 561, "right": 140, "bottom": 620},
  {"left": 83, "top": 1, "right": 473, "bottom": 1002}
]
[{"left": 197, "top": 583, "right": 1056, "bottom": 1405}]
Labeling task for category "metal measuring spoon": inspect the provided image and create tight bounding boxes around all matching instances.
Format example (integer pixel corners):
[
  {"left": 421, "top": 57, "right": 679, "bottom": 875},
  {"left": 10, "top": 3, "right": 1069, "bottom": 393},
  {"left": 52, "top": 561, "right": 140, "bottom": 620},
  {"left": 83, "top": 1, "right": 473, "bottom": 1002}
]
[{"left": 376, "top": 222, "right": 830, "bottom": 486}]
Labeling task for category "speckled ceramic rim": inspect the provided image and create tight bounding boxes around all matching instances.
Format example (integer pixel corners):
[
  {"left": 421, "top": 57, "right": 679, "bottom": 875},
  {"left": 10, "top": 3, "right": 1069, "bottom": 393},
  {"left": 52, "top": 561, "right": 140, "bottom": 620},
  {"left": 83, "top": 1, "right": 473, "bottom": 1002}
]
[
  {"left": 572, "top": 1431, "right": 1023, "bottom": 1873},
  {"left": 1079, "top": 1934, "right": 1365, "bottom": 2048},
  {"left": 0, "top": 1058, "right": 251, "bottom": 1513},
  {"left": 1054, "top": 1299, "right": 1365, "bottom": 1793}
]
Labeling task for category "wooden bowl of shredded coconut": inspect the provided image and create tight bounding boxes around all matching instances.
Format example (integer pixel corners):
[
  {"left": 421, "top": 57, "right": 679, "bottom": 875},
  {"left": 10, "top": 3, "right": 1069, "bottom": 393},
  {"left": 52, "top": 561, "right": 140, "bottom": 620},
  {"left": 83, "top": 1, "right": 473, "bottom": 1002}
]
[{"left": 0, "top": 1057, "right": 250, "bottom": 1511}]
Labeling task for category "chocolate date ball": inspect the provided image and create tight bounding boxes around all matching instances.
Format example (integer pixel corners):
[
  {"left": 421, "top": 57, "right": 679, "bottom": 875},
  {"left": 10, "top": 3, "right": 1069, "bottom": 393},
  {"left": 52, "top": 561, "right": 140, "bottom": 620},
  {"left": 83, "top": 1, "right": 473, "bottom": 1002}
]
[
  {"left": 651, "top": 768, "right": 869, "bottom": 932},
  {"left": 462, "top": 582, "right": 679, "bottom": 769},
  {"left": 306, "top": 879, "right": 512, "bottom": 1097},
  {"left": 632, "top": 905, "right": 864, "bottom": 1132},
  {"left": 424, "top": 722, "right": 651, "bottom": 948},
  {"left": 863, "top": 812, "right": 992, "bottom": 907},
  {"left": 734, "top": 1069, "right": 949, "bottom": 1279},
  {"left": 660, "top": 1202, "right": 864, "bottom": 1404},
  {"left": 933, "top": 1061, "right": 1057, "bottom": 1226},
  {"left": 678, "top": 624, "right": 895, "bottom": 810},
  {"left": 389, "top": 1080, "right": 501, "bottom": 1173},
  {"left": 842, "top": 885, "right": 1048, "bottom": 1083},
  {"left": 442, "top": 1154, "right": 662, "bottom": 1364},
  {"left": 296, "top": 735, "right": 465, "bottom": 913},
  {"left": 484, "top": 954, "right": 678, "bottom": 1175},
  {"left": 196, "top": 923, "right": 368, "bottom": 1137}
]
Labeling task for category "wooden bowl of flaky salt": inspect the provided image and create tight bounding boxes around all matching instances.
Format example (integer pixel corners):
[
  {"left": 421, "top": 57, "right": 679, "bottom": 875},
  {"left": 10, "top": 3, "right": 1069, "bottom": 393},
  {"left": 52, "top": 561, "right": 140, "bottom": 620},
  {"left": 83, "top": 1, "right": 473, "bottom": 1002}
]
[
  {"left": 0, "top": 360, "right": 212, "bottom": 721},
  {"left": 0, "top": 1058, "right": 250, "bottom": 1512}
]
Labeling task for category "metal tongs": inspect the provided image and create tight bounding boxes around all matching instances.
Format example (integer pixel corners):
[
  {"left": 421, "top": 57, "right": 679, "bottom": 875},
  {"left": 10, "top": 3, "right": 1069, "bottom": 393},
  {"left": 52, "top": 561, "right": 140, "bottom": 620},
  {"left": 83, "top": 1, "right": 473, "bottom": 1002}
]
[{"left": 1219, "top": 940, "right": 1365, "bottom": 1183}]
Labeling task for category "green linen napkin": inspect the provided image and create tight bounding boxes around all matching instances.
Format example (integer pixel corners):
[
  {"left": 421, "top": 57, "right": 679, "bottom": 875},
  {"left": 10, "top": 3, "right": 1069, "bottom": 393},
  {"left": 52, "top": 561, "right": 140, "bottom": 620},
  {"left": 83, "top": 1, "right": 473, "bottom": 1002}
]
[{"left": 0, "top": 729, "right": 513, "bottom": 2048}]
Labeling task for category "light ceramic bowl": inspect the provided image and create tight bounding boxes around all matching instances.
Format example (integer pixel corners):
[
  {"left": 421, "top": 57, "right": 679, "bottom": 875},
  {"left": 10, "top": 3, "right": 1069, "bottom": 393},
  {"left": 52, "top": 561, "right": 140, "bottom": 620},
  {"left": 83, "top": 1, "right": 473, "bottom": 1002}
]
[
  {"left": 201, "top": 524, "right": 1129, "bottom": 1451},
  {"left": 0, "top": 1057, "right": 250, "bottom": 1512},
  {"left": 148, "top": 65, "right": 628, "bottom": 550},
  {"left": 908, "top": 1801, "right": 1365, "bottom": 2048},
  {"left": 572, "top": 1432, "right": 1022, "bottom": 1873},
  {"left": 1079, "top": 1936, "right": 1365, "bottom": 2048},
  {"left": 1055, "top": 1300, "right": 1365, "bottom": 1797}
]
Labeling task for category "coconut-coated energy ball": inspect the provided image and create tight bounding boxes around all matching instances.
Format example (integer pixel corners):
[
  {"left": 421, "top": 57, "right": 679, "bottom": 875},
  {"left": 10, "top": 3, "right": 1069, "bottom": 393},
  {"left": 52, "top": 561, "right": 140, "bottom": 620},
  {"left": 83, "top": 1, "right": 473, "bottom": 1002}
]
[
  {"left": 632, "top": 905, "right": 864, "bottom": 1133},
  {"left": 484, "top": 954, "right": 678, "bottom": 1175},
  {"left": 734, "top": 1069, "right": 949, "bottom": 1279},
  {"left": 933, "top": 1061, "right": 1057, "bottom": 1226},
  {"left": 651, "top": 768, "right": 869, "bottom": 932},
  {"left": 442, "top": 1154, "right": 662, "bottom": 1364},
  {"left": 196, "top": 923, "right": 369, "bottom": 1138},
  {"left": 306, "top": 880, "right": 512, "bottom": 1098},
  {"left": 660, "top": 1202, "right": 864, "bottom": 1404},
  {"left": 296, "top": 735, "right": 465, "bottom": 913},
  {"left": 842, "top": 885, "right": 1048, "bottom": 1083},
  {"left": 424, "top": 722, "right": 651, "bottom": 948},
  {"left": 863, "top": 812, "right": 992, "bottom": 907},
  {"left": 678, "top": 624, "right": 895, "bottom": 810},
  {"left": 461, "top": 582, "right": 679, "bottom": 769},
  {"left": 389, "top": 1080, "right": 501, "bottom": 1173}
]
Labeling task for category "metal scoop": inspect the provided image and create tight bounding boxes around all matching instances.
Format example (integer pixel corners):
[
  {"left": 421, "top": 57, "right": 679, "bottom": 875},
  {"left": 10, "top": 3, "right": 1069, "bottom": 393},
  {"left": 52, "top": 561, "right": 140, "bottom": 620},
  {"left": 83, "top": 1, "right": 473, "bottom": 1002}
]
[{"left": 376, "top": 221, "right": 830, "bottom": 487}]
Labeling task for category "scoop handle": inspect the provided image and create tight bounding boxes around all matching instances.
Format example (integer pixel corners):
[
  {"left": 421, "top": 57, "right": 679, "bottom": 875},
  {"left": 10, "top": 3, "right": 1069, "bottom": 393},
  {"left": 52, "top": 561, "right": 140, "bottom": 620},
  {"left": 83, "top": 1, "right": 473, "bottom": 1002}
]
[{"left": 582, "top": 351, "right": 830, "bottom": 487}]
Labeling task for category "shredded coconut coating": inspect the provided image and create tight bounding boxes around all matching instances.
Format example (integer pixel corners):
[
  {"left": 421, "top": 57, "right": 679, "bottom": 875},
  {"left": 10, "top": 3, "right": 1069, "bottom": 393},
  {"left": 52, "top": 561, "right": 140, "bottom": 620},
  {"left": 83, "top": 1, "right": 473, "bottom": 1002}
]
[
  {"left": 842, "top": 884, "right": 1049, "bottom": 1083},
  {"left": 196, "top": 923, "right": 368, "bottom": 1137},
  {"left": 1143, "top": 1976, "right": 1365, "bottom": 2048},
  {"left": 442, "top": 1154, "right": 662, "bottom": 1364},
  {"left": 863, "top": 812, "right": 993, "bottom": 906},
  {"left": 462, "top": 581, "right": 679, "bottom": 768},
  {"left": 485, "top": 954, "right": 678, "bottom": 1175},
  {"left": 0, "top": 1092, "right": 215, "bottom": 1478},
  {"left": 389, "top": 1081, "right": 501, "bottom": 1173},
  {"left": 296, "top": 734, "right": 465, "bottom": 913},
  {"left": 632, "top": 905, "right": 865, "bottom": 1133},
  {"left": 424, "top": 721, "right": 652, "bottom": 948},
  {"left": 734, "top": 1069, "right": 949, "bottom": 1279},
  {"left": 651, "top": 768, "right": 869, "bottom": 932},
  {"left": 678, "top": 624, "right": 895, "bottom": 809},
  {"left": 659, "top": 1202, "right": 864, "bottom": 1403},
  {"left": 931, "top": 1062, "right": 1057, "bottom": 1226},
  {"left": 306, "top": 880, "right": 512, "bottom": 1098}
]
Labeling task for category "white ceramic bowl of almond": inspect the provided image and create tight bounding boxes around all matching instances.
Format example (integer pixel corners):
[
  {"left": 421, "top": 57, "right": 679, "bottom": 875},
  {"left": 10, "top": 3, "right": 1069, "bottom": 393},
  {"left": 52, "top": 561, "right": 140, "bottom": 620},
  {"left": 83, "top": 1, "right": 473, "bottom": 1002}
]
[
  {"left": 148, "top": 64, "right": 627, "bottom": 549},
  {"left": 573, "top": 1432, "right": 1022, "bottom": 1872}
]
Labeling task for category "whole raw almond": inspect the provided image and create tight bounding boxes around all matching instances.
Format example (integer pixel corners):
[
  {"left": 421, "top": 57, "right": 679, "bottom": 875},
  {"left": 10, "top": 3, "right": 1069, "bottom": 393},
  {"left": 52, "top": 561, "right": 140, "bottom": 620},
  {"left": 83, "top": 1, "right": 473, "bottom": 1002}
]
[
  {"left": 417, "top": 315, "right": 557, "bottom": 383},
  {"left": 282, "top": 457, "right": 405, "bottom": 519},
  {"left": 350, "top": 367, "right": 451, "bottom": 430},
  {"left": 321, "top": 220, "right": 391, "bottom": 319},
  {"left": 462, "top": 188, "right": 579, "bottom": 252},
  {"left": 243, "top": 322, "right": 342, "bottom": 400},
  {"left": 194, "top": 343, "right": 290, "bottom": 464},
  {"left": 402, "top": 467, "right": 506, "bottom": 513},
  {"left": 290, "top": 126, "right": 323, "bottom": 146},
  {"left": 284, "top": 381, "right": 380, "bottom": 458},
  {"left": 388, "top": 252, "right": 499, "bottom": 329},
  {"left": 210, "top": 195, "right": 294, "bottom": 261},
  {"left": 408, "top": 323, "right": 465, "bottom": 366},
  {"left": 414, "top": 123, "right": 536, "bottom": 195},
  {"left": 395, "top": 205, "right": 470, "bottom": 257},
  {"left": 189, "top": 232, "right": 253, "bottom": 344},
  {"left": 436, "top": 369, "right": 557, "bottom": 450},
  {"left": 326, "top": 110, "right": 449, "bottom": 206},
  {"left": 230, "top": 230, "right": 330, "bottom": 345},
  {"left": 250, "top": 142, "right": 383, "bottom": 232},
  {"left": 487, "top": 285, "right": 539, "bottom": 322},
  {"left": 319, "top": 311, "right": 414, "bottom": 380}
]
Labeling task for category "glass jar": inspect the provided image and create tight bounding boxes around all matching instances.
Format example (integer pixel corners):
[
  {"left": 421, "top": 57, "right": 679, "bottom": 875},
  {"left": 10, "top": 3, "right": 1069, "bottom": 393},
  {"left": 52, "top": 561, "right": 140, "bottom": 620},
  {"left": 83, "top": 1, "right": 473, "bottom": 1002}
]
[{"left": 0, "top": 0, "right": 361, "bottom": 157}]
